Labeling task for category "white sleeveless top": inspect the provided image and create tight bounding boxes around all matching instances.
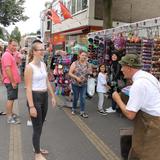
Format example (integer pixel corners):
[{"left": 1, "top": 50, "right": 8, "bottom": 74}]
[{"left": 29, "top": 62, "right": 47, "bottom": 91}]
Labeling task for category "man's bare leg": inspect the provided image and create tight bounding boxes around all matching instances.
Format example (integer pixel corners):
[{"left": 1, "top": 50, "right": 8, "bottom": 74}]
[{"left": 6, "top": 100, "right": 14, "bottom": 117}]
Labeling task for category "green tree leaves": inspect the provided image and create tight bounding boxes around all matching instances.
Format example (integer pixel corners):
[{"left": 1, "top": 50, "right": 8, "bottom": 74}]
[
  {"left": 10, "top": 26, "right": 21, "bottom": 44},
  {"left": 0, "top": 0, "right": 28, "bottom": 26}
]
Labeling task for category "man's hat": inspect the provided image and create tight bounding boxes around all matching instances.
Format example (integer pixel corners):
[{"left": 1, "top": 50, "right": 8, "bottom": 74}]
[{"left": 119, "top": 53, "right": 142, "bottom": 68}]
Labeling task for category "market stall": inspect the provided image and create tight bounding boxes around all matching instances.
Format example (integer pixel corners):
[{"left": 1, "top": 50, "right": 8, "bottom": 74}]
[
  {"left": 88, "top": 17, "right": 160, "bottom": 80},
  {"left": 49, "top": 44, "right": 88, "bottom": 108}
]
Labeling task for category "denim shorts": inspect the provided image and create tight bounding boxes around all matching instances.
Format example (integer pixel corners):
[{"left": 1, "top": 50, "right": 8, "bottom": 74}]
[{"left": 5, "top": 83, "right": 18, "bottom": 100}]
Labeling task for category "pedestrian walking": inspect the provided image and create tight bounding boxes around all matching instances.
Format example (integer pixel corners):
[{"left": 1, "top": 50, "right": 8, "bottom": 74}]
[
  {"left": 69, "top": 50, "right": 92, "bottom": 118},
  {"left": 24, "top": 50, "right": 32, "bottom": 127},
  {"left": 112, "top": 53, "right": 160, "bottom": 160},
  {"left": 1, "top": 39, "right": 21, "bottom": 124},
  {"left": 96, "top": 64, "right": 109, "bottom": 115},
  {"left": 0, "top": 44, "right": 6, "bottom": 115},
  {"left": 24, "top": 39, "right": 56, "bottom": 160}
]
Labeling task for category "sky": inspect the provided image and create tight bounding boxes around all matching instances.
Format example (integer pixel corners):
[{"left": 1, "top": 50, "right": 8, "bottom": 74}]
[{"left": 6, "top": 0, "right": 52, "bottom": 35}]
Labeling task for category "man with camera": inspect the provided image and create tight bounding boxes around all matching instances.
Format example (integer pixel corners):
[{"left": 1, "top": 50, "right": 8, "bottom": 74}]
[{"left": 112, "top": 53, "right": 160, "bottom": 160}]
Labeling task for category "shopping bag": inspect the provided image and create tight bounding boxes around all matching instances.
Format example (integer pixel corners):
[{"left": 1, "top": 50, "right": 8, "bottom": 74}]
[{"left": 87, "top": 77, "right": 96, "bottom": 97}]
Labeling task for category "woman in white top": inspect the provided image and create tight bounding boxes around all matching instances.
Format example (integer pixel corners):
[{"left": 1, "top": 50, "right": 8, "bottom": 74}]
[
  {"left": 24, "top": 40, "right": 56, "bottom": 160},
  {"left": 96, "top": 64, "right": 109, "bottom": 115}
]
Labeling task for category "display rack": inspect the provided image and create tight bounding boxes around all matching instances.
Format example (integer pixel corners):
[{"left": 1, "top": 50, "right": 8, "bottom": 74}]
[{"left": 88, "top": 17, "right": 160, "bottom": 80}]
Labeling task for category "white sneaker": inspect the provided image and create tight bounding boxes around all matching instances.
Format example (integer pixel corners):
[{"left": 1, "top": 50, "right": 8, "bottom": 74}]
[
  {"left": 7, "top": 117, "right": 21, "bottom": 124},
  {"left": 27, "top": 120, "right": 32, "bottom": 126},
  {"left": 105, "top": 107, "right": 112, "bottom": 111},
  {"left": 105, "top": 107, "right": 116, "bottom": 113}
]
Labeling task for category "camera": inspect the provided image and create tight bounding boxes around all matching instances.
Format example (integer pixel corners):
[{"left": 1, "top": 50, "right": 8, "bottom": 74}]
[{"left": 111, "top": 81, "right": 117, "bottom": 87}]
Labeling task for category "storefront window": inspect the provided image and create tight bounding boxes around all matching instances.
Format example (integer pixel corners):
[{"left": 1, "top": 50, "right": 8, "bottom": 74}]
[
  {"left": 77, "top": 0, "right": 82, "bottom": 12},
  {"left": 52, "top": 0, "right": 88, "bottom": 17},
  {"left": 82, "top": 0, "right": 87, "bottom": 10},
  {"left": 71, "top": 0, "right": 88, "bottom": 14},
  {"left": 71, "top": 0, "right": 76, "bottom": 14},
  {"left": 67, "top": 0, "right": 72, "bottom": 13}
]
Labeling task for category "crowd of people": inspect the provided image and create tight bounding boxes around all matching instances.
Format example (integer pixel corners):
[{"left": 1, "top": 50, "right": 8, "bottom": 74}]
[
  {"left": 24, "top": 39, "right": 56, "bottom": 160},
  {"left": 0, "top": 39, "right": 57, "bottom": 160},
  {"left": 1, "top": 38, "right": 160, "bottom": 160}
]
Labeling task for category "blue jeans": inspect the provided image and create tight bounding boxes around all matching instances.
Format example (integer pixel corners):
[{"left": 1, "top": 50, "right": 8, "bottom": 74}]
[
  {"left": 111, "top": 98, "right": 117, "bottom": 110},
  {"left": 72, "top": 84, "right": 87, "bottom": 113}
]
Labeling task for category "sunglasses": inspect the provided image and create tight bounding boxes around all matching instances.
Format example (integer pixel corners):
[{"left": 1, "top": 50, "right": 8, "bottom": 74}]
[{"left": 35, "top": 49, "right": 45, "bottom": 52}]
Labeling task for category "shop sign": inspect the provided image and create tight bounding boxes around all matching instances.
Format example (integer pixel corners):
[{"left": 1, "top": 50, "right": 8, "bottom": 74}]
[{"left": 53, "top": 34, "right": 65, "bottom": 45}]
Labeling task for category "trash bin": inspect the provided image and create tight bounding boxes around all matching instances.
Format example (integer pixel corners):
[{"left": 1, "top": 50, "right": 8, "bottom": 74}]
[{"left": 120, "top": 127, "right": 133, "bottom": 160}]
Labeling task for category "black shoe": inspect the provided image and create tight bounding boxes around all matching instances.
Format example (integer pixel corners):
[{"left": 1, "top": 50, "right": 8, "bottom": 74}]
[
  {"left": 0, "top": 111, "right": 6, "bottom": 116},
  {"left": 80, "top": 112, "right": 88, "bottom": 118},
  {"left": 97, "top": 109, "right": 107, "bottom": 115}
]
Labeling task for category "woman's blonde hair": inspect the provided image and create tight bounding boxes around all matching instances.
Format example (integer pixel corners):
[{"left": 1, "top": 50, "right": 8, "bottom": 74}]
[{"left": 28, "top": 49, "right": 33, "bottom": 63}]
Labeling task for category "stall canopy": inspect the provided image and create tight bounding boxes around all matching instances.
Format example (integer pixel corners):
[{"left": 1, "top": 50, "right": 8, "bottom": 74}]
[{"left": 88, "top": 17, "right": 160, "bottom": 38}]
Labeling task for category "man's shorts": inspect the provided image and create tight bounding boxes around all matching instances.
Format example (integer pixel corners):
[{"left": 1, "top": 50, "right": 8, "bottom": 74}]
[{"left": 5, "top": 83, "right": 18, "bottom": 100}]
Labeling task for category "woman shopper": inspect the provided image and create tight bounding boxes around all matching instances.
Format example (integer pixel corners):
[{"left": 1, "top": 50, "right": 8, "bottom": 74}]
[
  {"left": 96, "top": 64, "right": 109, "bottom": 115},
  {"left": 107, "top": 51, "right": 122, "bottom": 113},
  {"left": 69, "top": 50, "right": 92, "bottom": 118},
  {"left": 24, "top": 40, "right": 56, "bottom": 160}
]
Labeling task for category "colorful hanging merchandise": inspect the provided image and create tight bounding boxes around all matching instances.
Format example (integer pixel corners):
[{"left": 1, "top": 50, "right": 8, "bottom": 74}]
[
  {"left": 112, "top": 33, "right": 126, "bottom": 51},
  {"left": 141, "top": 39, "right": 153, "bottom": 72},
  {"left": 105, "top": 38, "right": 114, "bottom": 64},
  {"left": 126, "top": 32, "right": 141, "bottom": 54},
  {"left": 151, "top": 38, "right": 160, "bottom": 79},
  {"left": 54, "top": 64, "right": 71, "bottom": 96},
  {"left": 88, "top": 35, "right": 107, "bottom": 66},
  {"left": 50, "top": 50, "right": 72, "bottom": 97},
  {"left": 87, "top": 16, "right": 160, "bottom": 82}
]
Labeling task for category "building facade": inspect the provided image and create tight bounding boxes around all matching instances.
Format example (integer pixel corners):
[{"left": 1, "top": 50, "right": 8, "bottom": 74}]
[
  {"left": 41, "top": 0, "right": 103, "bottom": 50},
  {"left": 95, "top": 0, "right": 160, "bottom": 23},
  {"left": 40, "top": 0, "right": 160, "bottom": 50}
]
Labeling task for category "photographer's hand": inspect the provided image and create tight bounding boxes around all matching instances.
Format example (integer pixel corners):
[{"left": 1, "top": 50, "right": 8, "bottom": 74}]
[{"left": 112, "top": 91, "right": 121, "bottom": 103}]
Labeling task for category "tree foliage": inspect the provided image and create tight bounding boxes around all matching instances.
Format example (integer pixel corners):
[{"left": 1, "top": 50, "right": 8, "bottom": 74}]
[
  {"left": 10, "top": 26, "right": 21, "bottom": 44},
  {"left": 0, "top": 26, "right": 10, "bottom": 41},
  {"left": 0, "top": 0, "right": 28, "bottom": 26},
  {"left": 0, "top": 27, "right": 4, "bottom": 40},
  {"left": 45, "top": 1, "right": 52, "bottom": 8}
]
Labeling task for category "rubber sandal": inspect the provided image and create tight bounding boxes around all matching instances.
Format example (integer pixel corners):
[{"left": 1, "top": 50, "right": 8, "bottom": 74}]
[
  {"left": 35, "top": 153, "right": 47, "bottom": 160},
  {"left": 40, "top": 149, "right": 49, "bottom": 155},
  {"left": 33, "top": 148, "right": 49, "bottom": 155},
  {"left": 0, "top": 111, "right": 6, "bottom": 116}
]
